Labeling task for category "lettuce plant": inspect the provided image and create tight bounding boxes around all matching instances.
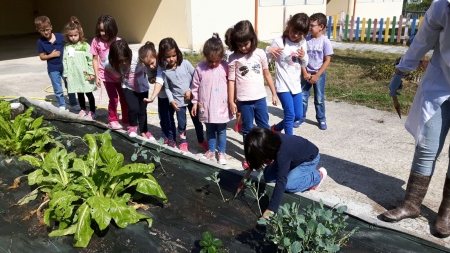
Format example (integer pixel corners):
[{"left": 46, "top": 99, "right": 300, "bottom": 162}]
[
  {"left": 19, "top": 132, "right": 167, "bottom": 247},
  {"left": 199, "top": 231, "right": 225, "bottom": 253},
  {"left": 0, "top": 100, "right": 58, "bottom": 156}
]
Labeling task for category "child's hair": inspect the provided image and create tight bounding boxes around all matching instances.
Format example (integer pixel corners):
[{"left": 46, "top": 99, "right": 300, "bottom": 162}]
[
  {"left": 63, "top": 16, "right": 86, "bottom": 43},
  {"left": 34, "top": 16, "right": 51, "bottom": 28},
  {"left": 95, "top": 14, "right": 118, "bottom": 41},
  {"left": 244, "top": 127, "right": 282, "bottom": 171},
  {"left": 282, "top": 13, "right": 309, "bottom": 44},
  {"left": 202, "top": 33, "right": 225, "bottom": 59},
  {"left": 158, "top": 37, "right": 183, "bottom": 68},
  {"left": 224, "top": 20, "right": 258, "bottom": 54},
  {"left": 138, "top": 41, "right": 157, "bottom": 63},
  {"left": 108, "top": 39, "right": 132, "bottom": 73},
  {"left": 309, "top": 13, "right": 328, "bottom": 28}
]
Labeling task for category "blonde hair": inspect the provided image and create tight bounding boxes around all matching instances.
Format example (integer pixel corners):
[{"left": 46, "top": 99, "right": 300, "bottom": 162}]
[
  {"left": 34, "top": 16, "right": 51, "bottom": 28},
  {"left": 63, "top": 16, "right": 86, "bottom": 43}
]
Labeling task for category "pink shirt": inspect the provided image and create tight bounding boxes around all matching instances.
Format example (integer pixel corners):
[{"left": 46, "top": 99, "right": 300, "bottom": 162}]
[
  {"left": 228, "top": 48, "right": 268, "bottom": 101},
  {"left": 191, "top": 61, "right": 232, "bottom": 123},
  {"left": 90, "top": 37, "right": 121, "bottom": 83}
]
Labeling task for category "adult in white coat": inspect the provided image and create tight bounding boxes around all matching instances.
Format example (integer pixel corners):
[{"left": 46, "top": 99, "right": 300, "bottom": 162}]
[{"left": 380, "top": 0, "right": 450, "bottom": 238}]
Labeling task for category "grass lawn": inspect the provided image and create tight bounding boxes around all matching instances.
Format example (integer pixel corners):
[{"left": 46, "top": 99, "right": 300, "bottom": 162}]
[{"left": 184, "top": 42, "right": 418, "bottom": 116}]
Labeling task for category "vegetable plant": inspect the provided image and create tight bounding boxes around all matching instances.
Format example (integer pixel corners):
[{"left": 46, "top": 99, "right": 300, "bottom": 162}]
[
  {"left": 244, "top": 171, "right": 266, "bottom": 216},
  {"left": 199, "top": 231, "right": 225, "bottom": 253},
  {"left": 205, "top": 171, "right": 225, "bottom": 202},
  {"left": 131, "top": 137, "right": 166, "bottom": 173},
  {"left": 257, "top": 200, "right": 358, "bottom": 253},
  {"left": 0, "top": 100, "right": 59, "bottom": 156},
  {"left": 19, "top": 132, "right": 167, "bottom": 247}
]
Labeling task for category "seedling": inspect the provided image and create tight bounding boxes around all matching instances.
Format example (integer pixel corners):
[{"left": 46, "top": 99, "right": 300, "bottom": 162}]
[
  {"left": 131, "top": 138, "right": 166, "bottom": 173},
  {"left": 199, "top": 231, "right": 225, "bottom": 253},
  {"left": 244, "top": 171, "right": 266, "bottom": 216},
  {"left": 205, "top": 172, "right": 225, "bottom": 202}
]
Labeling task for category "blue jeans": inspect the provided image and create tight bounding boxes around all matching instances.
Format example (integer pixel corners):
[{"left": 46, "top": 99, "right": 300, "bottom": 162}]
[
  {"left": 264, "top": 154, "right": 322, "bottom": 192},
  {"left": 158, "top": 97, "right": 176, "bottom": 142},
  {"left": 205, "top": 123, "right": 227, "bottom": 153},
  {"left": 411, "top": 100, "right": 450, "bottom": 176},
  {"left": 175, "top": 104, "right": 205, "bottom": 144},
  {"left": 274, "top": 92, "right": 303, "bottom": 135},
  {"left": 238, "top": 98, "right": 270, "bottom": 141},
  {"left": 48, "top": 70, "right": 77, "bottom": 107},
  {"left": 301, "top": 72, "right": 326, "bottom": 122}
]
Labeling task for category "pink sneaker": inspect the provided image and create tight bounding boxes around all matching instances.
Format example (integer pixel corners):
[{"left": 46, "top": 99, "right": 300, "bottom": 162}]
[
  {"left": 77, "top": 110, "right": 87, "bottom": 117},
  {"left": 199, "top": 140, "right": 208, "bottom": 151},
  {"left": 85, "top": 111, "right": 97, "bottom": 120},
  {"left": 179, "top": 142, "right": 189, "bottom": 152},
  {"left": 127, "top": 126, "right": 138, "bottom": 138},
  {"left": 108, "top": 121, "right": 123, "bottom": 130},
  {"left": 202, "top": 150, "right": 215, "bottom": 160},
  {"left": 309, "top": 167, "right": 327, "bottom": 190},
  {"left": 242, "top": 160, "right": 250, "bottom": 170},
  {"left": 168, "top": 140, "right": 177, "bottom": 148},
  {"left": 143, "top": 132, "right": 156, "bottom": 141},
  {"left": 271, "top": 125, "right": 281, "bottom": 133},
  {"left": 218, "top": 153, "right": 227, "bottom": 165},
  {"left": 163, "top": 138, "right": 169, "bottom": 145}
]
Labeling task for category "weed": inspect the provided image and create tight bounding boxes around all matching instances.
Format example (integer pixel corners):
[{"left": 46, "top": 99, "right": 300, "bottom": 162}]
[
  {"left": 131, "top": 138, "right": 166, "bottom": 173},
  {"left": 244, "top": 172, "right": 266, "bottom": 216},
  {"left": 205, "top": 171, "right": 225, "bottom": 202}
]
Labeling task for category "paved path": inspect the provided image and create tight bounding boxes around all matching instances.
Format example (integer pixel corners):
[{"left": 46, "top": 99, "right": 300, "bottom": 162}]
[{"left": 330, "top": 40, "right": 434, "bottom": 56}]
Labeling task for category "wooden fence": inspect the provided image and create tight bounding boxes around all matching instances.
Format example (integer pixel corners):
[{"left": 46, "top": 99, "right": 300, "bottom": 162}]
[{"left": 327, "top": 13, "right": 423, "bottom": 45}]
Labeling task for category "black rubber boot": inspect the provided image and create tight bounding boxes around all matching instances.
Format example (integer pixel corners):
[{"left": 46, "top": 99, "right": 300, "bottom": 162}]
[{"left": 434, "top": 177, "right": 450, "bottom": 238}]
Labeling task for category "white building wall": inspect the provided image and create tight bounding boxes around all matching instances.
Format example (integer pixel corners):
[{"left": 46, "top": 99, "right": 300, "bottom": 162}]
[{"left": 354, "top": 1, "right": 404, "bottom": 20}]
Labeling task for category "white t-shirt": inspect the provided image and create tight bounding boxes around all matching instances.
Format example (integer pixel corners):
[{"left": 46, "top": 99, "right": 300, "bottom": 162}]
[{"left": 267, "top": 36, "right": 308, "bottom": 94}]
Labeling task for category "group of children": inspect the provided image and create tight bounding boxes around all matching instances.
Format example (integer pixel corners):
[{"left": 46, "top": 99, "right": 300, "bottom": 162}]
[{"left": 34, "top": 12, "right": 332, "bottom": 169}]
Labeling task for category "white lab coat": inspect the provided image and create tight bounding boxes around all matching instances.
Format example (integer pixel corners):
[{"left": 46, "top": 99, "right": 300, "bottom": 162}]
[{"left": 397, "top": 0, "right": 450, "bottom": 145}]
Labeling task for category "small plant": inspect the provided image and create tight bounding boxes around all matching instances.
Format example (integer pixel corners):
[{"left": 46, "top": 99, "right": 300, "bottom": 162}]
[
  {"left": 258, "top": 200, "right": 358, "bottom": 253},
  {"left": 131, "top": 138, "right": 166, "bottom": 173},
  {"left": 244, "top": 171, "right": 266, "bottom": 216},
  {"left": 0, "top": 100, "right": 60, "bottom": 156},
  {"left": 49, "top": 121, "right": 89, "bottom": 149},
  {"left": 199, "top": 231, "right": 225, "bottom": 253},
  {"left": 205, "top": 171, "right": 225, "bottom": 202}
]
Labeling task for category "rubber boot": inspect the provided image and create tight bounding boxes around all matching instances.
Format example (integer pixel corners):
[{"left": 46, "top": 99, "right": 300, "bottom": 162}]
[
  {"left": 381, "top": 172, "right": 431, "bottom": 222},
  {"left": 434, "top": 177, "right": 450, "bottom": 238}
]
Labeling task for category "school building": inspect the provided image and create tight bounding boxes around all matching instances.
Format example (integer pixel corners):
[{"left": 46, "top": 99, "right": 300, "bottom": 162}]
[{"left": 1, "top": 0, "right": 402, "bottom": 51}]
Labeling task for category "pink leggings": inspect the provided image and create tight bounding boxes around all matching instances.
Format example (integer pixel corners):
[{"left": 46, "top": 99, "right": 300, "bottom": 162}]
[{"left": 104, "top": 81, "right": 129, "bottom": 124}]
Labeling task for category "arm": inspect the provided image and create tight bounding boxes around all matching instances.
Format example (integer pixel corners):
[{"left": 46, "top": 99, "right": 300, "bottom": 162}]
[
  {"left": 163, "top": 74, "right": 178, "bottom": 110},
  {"left": 38, "top": 50, "right": 60, "bottom": 61},
  {"left": 265, "top": 38, "right": 283, "bottom": 61},
  {"left": 145, "top": 67, "right": 165, "bottom": 103},
  {"left": 266, "top": 159, "right": 290, "bottom": 214},
  {"left": 309, "top": 55, "right": 331, "bottom": 84},
  {"left": 299, "top": 40, "right": 309, "bottom": 68},
  {"left": 92, "top": 55, "right": 101, "bottom": 87},
  {"left": 191, "top": 68, "right": 201, "bottom": 105},
  {"left": 263, "top": 69, "right": 278, "bottom": 106},
  {"left": 228, "top": 59, "right": 237, "bottom": 114}
]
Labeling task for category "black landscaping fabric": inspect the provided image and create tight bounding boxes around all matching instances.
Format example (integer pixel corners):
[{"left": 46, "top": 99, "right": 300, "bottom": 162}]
[{"left": 0, "top": 98, "right": 449, "bottom": 253}]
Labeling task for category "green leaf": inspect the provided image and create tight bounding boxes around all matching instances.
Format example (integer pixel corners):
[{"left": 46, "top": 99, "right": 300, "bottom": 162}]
[
  {"left": 131, "top": 154, "right": 138, "bottom": 161},
  {"left": 336, "top": 205, "right": 347, "bottom": 213},
  {"left": 307, "top": 219, "right": 318, "bottom": 232},
  {"left": 31, "top": 116, "right": 43, "bottom": 130},
  {"left": 211, "top": 238, "right": 223, "bottom": 248},
  {"left": 290, "top": 241, "right": 302, "bottom": 253},
  {"left": 27, "top": 169, "right": 43, "bottom": 185},
  {"left": 73, "top": 203, "right": 94, "bottom": 248},
  {"left": 317, "top": 223, "right": 326, "bottom": 235},
  {"left": 109, "top": 198, "right": 139, "bottom": 228},
  {"left": 205, "top": 177, "right": 212, "bottom": 181},
  {"left": 48, "top": 224, "right": 77, "bottom": 237},
  {"left": 48, "top": 191, "right": 80, "bottom": 212},
  {"left": 297, "top": 228, "right": 305, "bottom": 239},
  {"left": 202, "top": 231, "right": 214, "bottom": 244},
  {"left": 86, "top": 196, "right": 111, "bottom": 230},
  {"left": 283, "top": 237, "right": 291, "bottom": 247},
  {"left": 146, "top": 218, "right": 153, "bottom": 228},
  {"left": 19, "top": 192, "right": 38, "bottom": 205},
  {"left": 153, "top": 156, "right": 160, "bottom": 163},
  {"left": 19, "top": 155, "right": 42, "bottom": 168},
  {"left": 0, "top": 100, "right": 11, "bottom": 121},
  {"left": 129, "top": 174, "right": 167, "bottom": 203},
  {"left": 83, "top": 134, "right": 99, "bottom": 169},
  {"left": 324, "top": 244, "right": 340, "bottom": 252},
  {"left": 42, "top": 148, "right": 70, "bottom": 186},
  {"left": 73, "top": 176, "right": 98, "bottom": 197},
  {"left": 111, "top": 163, "right": 155, "bottom": 177},
  {"left": 71, "top": 158, "right": 91, "bottom": 176}
]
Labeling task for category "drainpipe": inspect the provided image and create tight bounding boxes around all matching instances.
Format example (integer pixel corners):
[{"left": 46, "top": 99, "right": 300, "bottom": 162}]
[
  {"left": 352, "top": 0, "right": 357, "bottom": 17},
  {"left": 255, "top": 0, "right": 259, "bottom": 35}
]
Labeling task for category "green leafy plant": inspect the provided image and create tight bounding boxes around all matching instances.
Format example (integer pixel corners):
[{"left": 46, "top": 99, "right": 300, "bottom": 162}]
[
  {"left": 205, "top": 171, "right": 225, "bottom": 202},
  {"left": 258, "top": 200, "right": 358, "bottom": 253},
  {"left": 199, "top": 231, "right": 225, "bottom": 253},
  {"left": 0, "top": 101, "right": 59, "bottom": 156},
  {"left": 244, "top": 172, "right": 266, "bottom": 216},
  {"left": 19, "top": 132, "right": 167, "bottom": 247},
  {"left": 131, "top": 138, "right": 166, "bottom": 173}
]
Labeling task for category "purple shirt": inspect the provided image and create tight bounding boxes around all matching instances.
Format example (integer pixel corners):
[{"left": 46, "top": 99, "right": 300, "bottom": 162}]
[{"left": 305, "top": 35, "right": 333, "bottom": 73}]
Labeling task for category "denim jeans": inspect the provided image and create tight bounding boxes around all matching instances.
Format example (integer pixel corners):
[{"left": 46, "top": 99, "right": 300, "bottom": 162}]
[
  {"left": 411, "top": 100, "right": 450, "bottom": 176},
  {"left": 301, "top": 71, "right": 326, "bottom": 122},
  {"left": 123, "top": 88, "right": 149, "bottom": 133},
  {"left": 238, "top": 98, "right": 270, "bottom": 141},
  {"left": 264, "top": 154, "right": 322, "bottom": 192},
  {"left": 205, "top": 123, "right": 227, "bottom": 153},
  {"left": 274, "top": 92, "right": 303, "bottom": 135},
  {"left": 158, "top": 97, "right": 176, "bottom": 142},
  {"left": 104, "top": 81, "right": 129, "bottom": 124},
  {"left": 176, "top": 104, "right": 205, "bottom": 144},
  {"left": 48, "top": 70, "right": 77, "bottom": 107}
]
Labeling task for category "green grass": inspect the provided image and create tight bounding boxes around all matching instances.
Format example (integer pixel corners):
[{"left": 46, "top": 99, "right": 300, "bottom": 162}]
[{"left": 183, "top": 42, "right": 418, "bottom": 116}]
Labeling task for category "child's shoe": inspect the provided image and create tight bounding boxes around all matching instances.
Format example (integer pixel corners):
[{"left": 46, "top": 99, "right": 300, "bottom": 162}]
[
  {"left": 179, "top": 142, "right": 189, "bottom": 152},
  {"left": 68, "top": 104, "right": 81, "bottom": 111},
  {"left": 78, "top": 110, "right": 87, "bottom": 117},
  {"left": 59, "top": 106, "right": 67, "bottom": 111},
  {"left": 202, "top": 150, "right": 216, "bottom": 160},
  {"left": 234, "top": 123, "right": 242, "bottom": 132},
  {"left": 168, "top": 140, "right": 177, "bottom": 148},
  {"left": 242, "top": 159, "right": 250, "bottom": 170},
  {"left": 127, "top": 126, "right": 138, "bottom": 138},
  {"left": 163, "top": 138, "right": 169, "bottom": 145},
  {"left": 293, "top": 120, "right": 303, "bottom": 128},
  {"left": 217, "top": 153, "right": 228, "bottom": 165},
  {"left": 85, "top": 111, "right": 97, "bottom": 120},
  {"left": 108, "top": 121, "right": 123, "bottom": 130},
  {"left": 199, "top": 140, "right": 208, "bottom": 151},
  {"left": 319, "top": 121, "right": 327, "bottom": 130},
  {"left": 270, "top": 125, "right": 281, "bottom": 133},
  {"left": 142, "top": 132, "right": 156, "bottom": 141},
  {"left": 309, "top": 167, "right": 327, "bottom": 190}
]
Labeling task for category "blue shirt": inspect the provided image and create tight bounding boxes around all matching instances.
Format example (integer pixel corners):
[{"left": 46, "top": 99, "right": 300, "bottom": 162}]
[{"left": 37, "top": 33, "right": 65, "bottom": 72}]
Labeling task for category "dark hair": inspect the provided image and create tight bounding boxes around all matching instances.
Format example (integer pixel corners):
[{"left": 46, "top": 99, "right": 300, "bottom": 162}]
[
  {"left": 202, "top": 33, "right": 225, "bottom": 59},
  {"left": 309, "top": 13, "right": 328, "bottom": 28},
  {"left": 95, "top": 14, "right": 118, "bottom": 42},
  {"left": 244, "top": 127, "right": 282, "bottom": 171},
  {"left": 224, "top": 20, "right": 258, "bottom": 54},
  {"left": 63, "top": 16, "right": 86, "bottom": 43},
  {"left": 108, "top": 39, "right": 132, "bottom": 73},
  {"left": 138, "top": 41, "right": 157, "bottom": 63},
  {"left": 158, "top": 37, "right": 183, "bottom": 69},
  {"left": 35, "top": 16, "right": 51, "bottom": 28},
  {"left": 283, "top": 13, "right": 309, "bottom": 44}
]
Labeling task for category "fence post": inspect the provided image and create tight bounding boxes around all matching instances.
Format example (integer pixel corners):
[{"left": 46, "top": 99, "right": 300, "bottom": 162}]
[
  {"left": 355, "top": 17, "right": 360, "bottom": 41},
  {"left": 418, "top": 16, "right": 423, "bottom": 29},
  {"left": 396, "top": 15, "right": 403, "bottom": 43},
  {"left": 410, "top": 15, "right": 417, "bottom": 43},
  {"left": 344, "top": 14, "right": 349, "bottom": 40},
  {"left": 390, "top": 16, "right": 396, "bottom": 42},
  {"left": 378, "top": 18, "right": 384, "bottom": 42},
  {"left": 333, "top": 14, "right": 338, "bottom": 40},
  {"left": 367, "top": 19, "right": 372, "bottom": 42},
  {"left": 328, "top": 16, "right": 332, "bottom": 39},
  {"left": 384, "top": 17, "right": 390, "bottom": 42},
  {"left": 372, "top": 19, "right": 378, "bottom": 41},
  {"left": 361, "top": 18, "right": 366, "bottom": 41},
  {"left": 350, "top": 15, "right": 355, "bottom": 40}
]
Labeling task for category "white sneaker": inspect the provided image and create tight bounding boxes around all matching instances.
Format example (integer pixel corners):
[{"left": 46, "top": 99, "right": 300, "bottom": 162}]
[{"left": 59, "top": 106, "right": 67, "bottom": 111}]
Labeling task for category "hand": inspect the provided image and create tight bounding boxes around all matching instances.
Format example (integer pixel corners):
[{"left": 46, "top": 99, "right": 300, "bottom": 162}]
[
  {"left": 262, "top": 209, "right": 274, "bottom": 219},
  {"left": 96, "top": 78, "right": 102, "bottom": 88},
  {"left": 50, "top": 49, "right": 60, "bottom": 58},
  {"left": 269, "top": 46, "right": 283, "bottom": 58},
  {"left": 191, "top": 104, "right": 197, "bottom": 117},
  {"left": 229, "top": 102, "right": 237, "bottom": 115},
  {"left": 309, "top": 74, "right": 318, "bottom": 84},
  {"left": 170, "top": 101, "right": 180, "bottom": 111},
  {"left": 297, "top": 48, "right": 305, "bottom": 59},
  {"left": 303, "top": 73, "right": 311, "bottom": 81},
  {"left": 272, "top": 95, "right": 278, "bottom": 106},
  {"left": 184, "top": 90, "right": 192, "bottom": 100},
  {"left": 389, "top": 73, "right": 404, "bottom": 97},
  {"left": 143, "top": 97, "right": 154, "bottom": 103},
  {"left": 149, "top": 77, "right": 156, "bottom": 84}
]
